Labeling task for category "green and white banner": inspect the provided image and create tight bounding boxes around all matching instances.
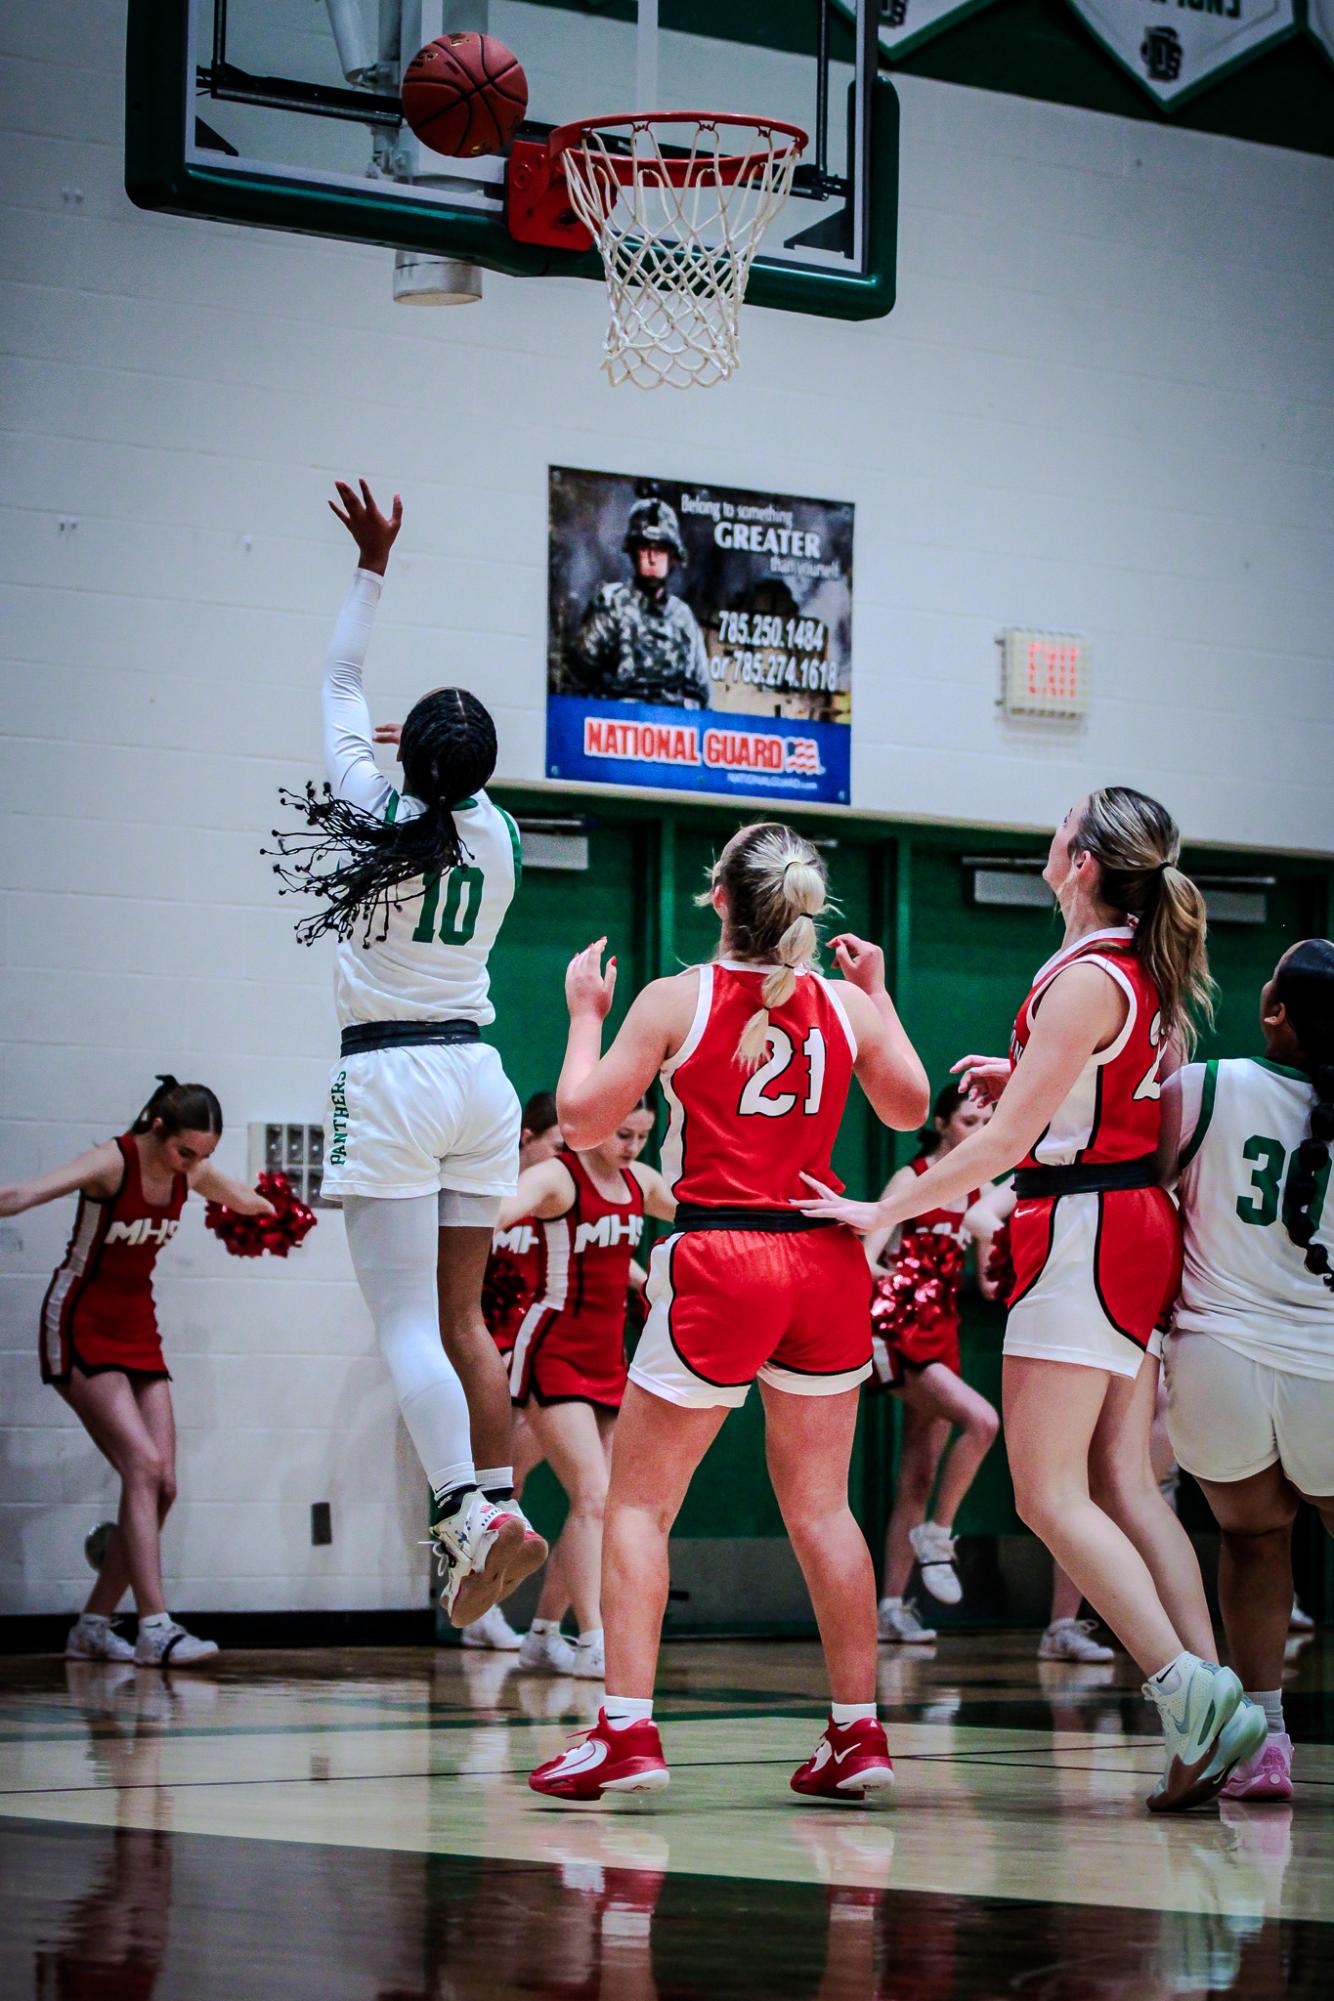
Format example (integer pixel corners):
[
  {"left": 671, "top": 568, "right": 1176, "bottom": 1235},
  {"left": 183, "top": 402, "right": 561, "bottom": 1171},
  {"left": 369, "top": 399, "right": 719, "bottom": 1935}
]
[
  {"left": 836, "top": 0, "right": 1000, "bottom": 62},
  {"left": 1066, "top": 1, "right": 1295, "bottom": 107}
]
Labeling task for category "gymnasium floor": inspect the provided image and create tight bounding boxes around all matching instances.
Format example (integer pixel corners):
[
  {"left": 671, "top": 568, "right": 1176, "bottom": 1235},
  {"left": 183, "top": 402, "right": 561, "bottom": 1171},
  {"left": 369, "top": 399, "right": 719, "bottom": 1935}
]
[{"left": 0, "top": 1633, "right": 1329, "bottom": 1998}]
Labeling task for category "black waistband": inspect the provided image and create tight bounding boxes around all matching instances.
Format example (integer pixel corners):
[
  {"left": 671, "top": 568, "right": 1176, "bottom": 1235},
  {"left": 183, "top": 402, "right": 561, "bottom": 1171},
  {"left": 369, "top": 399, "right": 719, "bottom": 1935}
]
[
  {"left": 1012, "top": 1154, "right": 1159, "bottom": 1199},
  {"left": 673, "top": 1203, "right": 836, "bottom": 1235},
  {"left": 340, "top": 1020, "right": 482, "bottom": 1057}
]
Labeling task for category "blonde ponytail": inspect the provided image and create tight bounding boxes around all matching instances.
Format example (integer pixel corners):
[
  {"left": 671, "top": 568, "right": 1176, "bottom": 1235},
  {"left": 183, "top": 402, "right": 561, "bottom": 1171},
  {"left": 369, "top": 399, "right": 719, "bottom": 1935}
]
[
  {"left": 699, "top": 826, "right": 829, "bottom": 1068},
  {"left": 1073, "top": 787, "right": 1216, "bottom": 1052}
]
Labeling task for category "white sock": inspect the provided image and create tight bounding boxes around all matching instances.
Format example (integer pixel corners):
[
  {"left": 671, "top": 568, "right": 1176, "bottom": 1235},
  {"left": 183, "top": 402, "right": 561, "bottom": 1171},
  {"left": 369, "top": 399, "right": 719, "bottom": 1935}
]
[
  {"left": 475, "top": 1466, "right": 514, "bottom": 1499},
  {"left": 576, "top": 1628, "right": 603, "bottom": 1649},
  {"left": 1248, "top": 1688, "right": 1285, "bottom": 1735},
  {"left": 77, "top": 1612, "right": 111, "bottom": 1628},
  {"left": 1148, "top": 1649, "right": 1202, "bottom": 1700},
  {"left": 831, "top": 1701, "right": 876, "bottom": 1727},
  {"left": 529, "top": 1618, "right": 561, "bottom": 1637},
  {"left": 879, "top": 1596, "right": 902, "bottom": 1611},
  {"left": 603, "top": 1695, "right": 652, "bottom": 1729},
  {"left": 140, "top": 1612, "right": 173, "bottom": 1631}
]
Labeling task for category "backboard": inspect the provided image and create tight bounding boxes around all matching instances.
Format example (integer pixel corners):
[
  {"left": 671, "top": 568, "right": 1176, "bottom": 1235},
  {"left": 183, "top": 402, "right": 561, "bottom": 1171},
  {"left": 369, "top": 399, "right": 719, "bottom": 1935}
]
[{"left": 126, "top": 1, "right": 896, "bottom": 320}]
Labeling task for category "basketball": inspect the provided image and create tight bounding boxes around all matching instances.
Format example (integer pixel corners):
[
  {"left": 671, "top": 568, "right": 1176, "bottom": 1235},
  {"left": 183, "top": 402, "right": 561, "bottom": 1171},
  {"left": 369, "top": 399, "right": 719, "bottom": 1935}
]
[{"left": 400, "top": 33, "right": 528, "bottom": 159}]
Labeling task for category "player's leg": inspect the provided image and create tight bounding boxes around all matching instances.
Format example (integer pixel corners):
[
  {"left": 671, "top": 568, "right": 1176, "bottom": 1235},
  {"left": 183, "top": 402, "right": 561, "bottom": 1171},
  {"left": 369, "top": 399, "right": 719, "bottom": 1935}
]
[
  {"left": 435, "top": 1209, "right": 515, "bottom": 1492},
  {"left": 59, "top": 1367, "right": 169, "bottom": 1617},
  {"left": 1006, "top": 1354, "right": 1262, "bottom": 1809},
  {"left": 524, "top": 1399, "right": 610, "bottom": 1639},
  {"left": 763, "top": 1379, "right": 896, "bottom": 1801},
  {"left": 1198, "top": 1464, "right": 1298, "bottom": 1691},
  {"left": 880, "top": 1401, "right": 947, "bottom": 1601},
  {"left": 1088, "top": 1355, "right": 1216, "bottom": 1661},
  {"left": 904, "top": 1365, "right": 999, "bottom": 1603},
  {"left": 83, "top": 1375, "right": 179, "bottom": 1618}
]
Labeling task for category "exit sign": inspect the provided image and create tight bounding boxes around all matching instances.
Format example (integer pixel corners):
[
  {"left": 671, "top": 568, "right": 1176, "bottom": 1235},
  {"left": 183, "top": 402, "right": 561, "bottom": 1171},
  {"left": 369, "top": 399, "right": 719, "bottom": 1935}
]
[{"left": 1001, "top": 628, "right": 1090, "bottom": 718}]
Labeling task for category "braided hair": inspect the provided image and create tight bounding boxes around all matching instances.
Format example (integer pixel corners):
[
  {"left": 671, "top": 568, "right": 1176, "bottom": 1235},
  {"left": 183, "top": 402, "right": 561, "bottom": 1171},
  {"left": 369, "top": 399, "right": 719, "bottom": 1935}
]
[
  {"left": 267, "top": 688, "right": 497, "bottom": 945},
  {"left": 1272, "top": 939, "right": 1334, "bottom": 1293},
  {"left": 698, "top": 822, "right": 830, "bottom": 1069}
]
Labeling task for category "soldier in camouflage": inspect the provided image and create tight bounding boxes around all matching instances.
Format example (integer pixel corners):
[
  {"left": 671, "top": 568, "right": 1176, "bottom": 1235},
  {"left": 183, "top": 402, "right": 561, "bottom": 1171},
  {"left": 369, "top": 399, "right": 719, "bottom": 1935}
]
[{"left": 568, "top": 497, "right": 710, "bottom": 709}]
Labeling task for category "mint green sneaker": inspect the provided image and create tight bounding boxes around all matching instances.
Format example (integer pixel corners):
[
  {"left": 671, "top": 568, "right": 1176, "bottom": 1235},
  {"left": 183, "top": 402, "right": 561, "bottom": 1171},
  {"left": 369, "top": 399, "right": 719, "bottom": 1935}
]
[{"left": 1145, "top": 1660, "right": 1264, "bottom": 1813}]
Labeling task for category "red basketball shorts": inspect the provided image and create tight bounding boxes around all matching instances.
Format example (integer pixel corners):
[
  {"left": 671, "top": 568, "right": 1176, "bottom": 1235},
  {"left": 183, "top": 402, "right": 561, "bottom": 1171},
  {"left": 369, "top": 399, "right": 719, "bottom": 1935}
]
[
  {"left": 630, "top": 1225, "right": 873, "bottom": 1410},
  {"left": 1004, "top": 1186, "right": 1183, "bottom": 1379}
]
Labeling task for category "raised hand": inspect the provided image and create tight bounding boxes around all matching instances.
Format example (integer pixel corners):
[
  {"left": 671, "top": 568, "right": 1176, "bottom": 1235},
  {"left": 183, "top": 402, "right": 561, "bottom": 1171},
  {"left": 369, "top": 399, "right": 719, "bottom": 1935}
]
[
  {"left": 328, "top": 478, "right": 403, "bottom": 576},
  {"left": 792, "top": 1173, "right": 885, "bottom": 1235},
  {"left": 565, "top": 939, "right": 617, "bottom": 1022},
  {"left": 373, "top": 723, "right": 403, "bottom": 746},
  {"left": 950, "top": 1053, "right": 1012, "bottom": 1107},
  {"left": 829, "top": 933, "right": 886, "bottom": 997}
]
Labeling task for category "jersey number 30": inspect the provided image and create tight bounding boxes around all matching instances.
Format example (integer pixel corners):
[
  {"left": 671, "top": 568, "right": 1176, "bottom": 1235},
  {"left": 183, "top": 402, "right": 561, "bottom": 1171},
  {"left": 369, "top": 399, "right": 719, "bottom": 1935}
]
[{"left": 738, "top": 1027, "right": 826, "bottom": 1118}]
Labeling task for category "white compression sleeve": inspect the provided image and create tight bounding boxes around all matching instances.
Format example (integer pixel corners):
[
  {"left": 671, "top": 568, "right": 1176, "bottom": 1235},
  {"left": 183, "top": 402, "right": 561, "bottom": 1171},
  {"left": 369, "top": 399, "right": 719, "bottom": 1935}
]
[
  {"left": 343, "top": 1194, "right": 475, "bottom": 1497},
  {"left": 322, "top": 567, "right": 395, "bottom": 818}
]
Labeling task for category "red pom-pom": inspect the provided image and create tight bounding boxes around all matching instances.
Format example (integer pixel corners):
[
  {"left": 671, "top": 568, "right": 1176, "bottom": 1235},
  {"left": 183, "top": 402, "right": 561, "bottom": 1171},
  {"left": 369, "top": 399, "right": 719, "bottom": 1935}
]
[
  {"left": 204, "top": 1172, "right": 318, "bottom": 1260},
  {"left": 869, "top": 1229, "right": 966, "bottom": 1339},
  {"left": 985, "top": 1220, "right": 1015, "bottom": 1305},
  {"left": 482, "top": 1249, "right": 528, "bottom": 1331}
]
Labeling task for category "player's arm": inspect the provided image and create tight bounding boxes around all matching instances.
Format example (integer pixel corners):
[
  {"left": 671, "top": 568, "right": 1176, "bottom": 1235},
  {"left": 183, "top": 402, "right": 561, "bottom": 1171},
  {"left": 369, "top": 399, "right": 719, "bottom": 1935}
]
[
  {"left": 966, "top": 1179, "right": 1015, "bottom": 1299},
  {"left": 557, "top": 946, "right": 691, "bottom": 1151},
  {"left": 0, "top": 1141, "right": 123, "bottom": 1217},
  {"left": 189, "top": 1162, "right": 277, "bottom": 1215},
  {"left": 801, "top": 963, "right": 1122, "bottom": 1233},
  {"left": 863, "top": 1164, "right": 918, "bottom": 1269},
  {"left": 629, "top": 1258, "right": 649, "bottom": 1293},
  {"left": 629, "top": 1161, "right": 676, "bottom": 1225},
  {"left": 1155, "top": 1065, "right": 1206, "bottom": 1189},
  {"left": 322, "top": 479, "right": 403, "bottom": 817},
  {"left": 497, "top": 1158, "right": 576, "bottom": 1229},
  {"left": 829, "top": 935, "right": 931, "bottom": 1132}
]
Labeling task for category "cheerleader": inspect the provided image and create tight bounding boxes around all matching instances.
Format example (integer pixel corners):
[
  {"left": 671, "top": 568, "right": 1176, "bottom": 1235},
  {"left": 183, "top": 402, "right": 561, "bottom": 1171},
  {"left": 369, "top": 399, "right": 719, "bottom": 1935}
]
[
  {"left": 269, "top": 480, "right": 544, "bottom": 1626},
  {"left": 865, "top": 1084, "right": 1000, "bottom": 1642},
  {"left": 529, "top": 821, "right": 929, "bottom": 1803},
  {"left": 802, "top": 789, "right": 1266, "bottom": 1811},
  {"left": 504, "top": 1099, "right": 675, "bottom": 1679},
  {"left": 1, "top": 1077, "right": 273, "bottom": 1666},
  {"left": 1161, "top": 938, "right": 1334, "bottom": 1801}
]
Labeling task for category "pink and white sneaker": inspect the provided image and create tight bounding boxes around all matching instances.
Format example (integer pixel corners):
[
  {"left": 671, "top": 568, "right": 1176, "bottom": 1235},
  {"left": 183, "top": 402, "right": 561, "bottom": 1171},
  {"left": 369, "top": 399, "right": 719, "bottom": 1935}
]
[
  {"left": 529, "top": 1710, "right": 670, "bottom": 1804},
  {"left": 790, "top": 1718, "right": 895, "bottom": 1804},
  {"left": 1221, "top": 1732, "right": 1293, "bottom": 1802}
]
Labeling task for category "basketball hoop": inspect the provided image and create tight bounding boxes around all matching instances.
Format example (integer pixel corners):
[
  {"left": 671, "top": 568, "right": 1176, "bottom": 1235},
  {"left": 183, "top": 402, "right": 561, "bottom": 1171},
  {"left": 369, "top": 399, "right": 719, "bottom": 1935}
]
[{"left": 549, "top": 113, "right": 808, "bottom": 390}]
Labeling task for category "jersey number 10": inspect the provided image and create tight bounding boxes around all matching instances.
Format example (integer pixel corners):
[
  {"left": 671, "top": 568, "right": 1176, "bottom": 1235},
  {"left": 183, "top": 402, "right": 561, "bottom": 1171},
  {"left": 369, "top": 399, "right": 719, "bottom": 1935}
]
[
  {"left": 737, "top": 1027, "right": 827, "bottom": 1118},
  {"left": 412, "top": 866, "right": 484, "bottom": 946}
]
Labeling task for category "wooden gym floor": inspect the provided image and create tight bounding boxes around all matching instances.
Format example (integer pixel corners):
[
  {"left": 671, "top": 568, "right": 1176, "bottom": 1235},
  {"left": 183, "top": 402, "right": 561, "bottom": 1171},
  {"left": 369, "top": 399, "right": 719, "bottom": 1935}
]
[{"left": 0, "top": 1631, "right": 1329, "bottom": 1997}]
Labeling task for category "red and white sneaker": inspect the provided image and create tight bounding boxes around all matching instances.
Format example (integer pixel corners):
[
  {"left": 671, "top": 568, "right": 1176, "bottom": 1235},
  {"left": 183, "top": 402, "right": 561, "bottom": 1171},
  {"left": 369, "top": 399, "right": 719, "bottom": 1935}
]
[
  {"left": 1222, "top": 1732, "right": 1294, "bottom": 1802},
  {"left": 791, "top": 1718, "right": 896, "bottom": 1804},
  {"left": 529, "top": 1710, "right": 670, "bottom": 1804},
  {"left": 431, "top": 1492, "right": 548, "bottom": 1629}
]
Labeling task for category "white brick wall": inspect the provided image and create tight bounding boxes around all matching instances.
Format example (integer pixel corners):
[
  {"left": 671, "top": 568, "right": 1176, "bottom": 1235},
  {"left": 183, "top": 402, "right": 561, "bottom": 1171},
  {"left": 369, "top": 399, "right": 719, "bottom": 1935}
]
[{"left": 2, "top": 6, "right": 1331, "bottom": 1614}]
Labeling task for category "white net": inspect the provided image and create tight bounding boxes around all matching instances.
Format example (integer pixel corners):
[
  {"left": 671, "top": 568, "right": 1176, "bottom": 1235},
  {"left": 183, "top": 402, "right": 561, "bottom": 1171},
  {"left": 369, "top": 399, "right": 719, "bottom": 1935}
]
[{"left": 558, "top": 117, "right": 806, "bottom": 391}]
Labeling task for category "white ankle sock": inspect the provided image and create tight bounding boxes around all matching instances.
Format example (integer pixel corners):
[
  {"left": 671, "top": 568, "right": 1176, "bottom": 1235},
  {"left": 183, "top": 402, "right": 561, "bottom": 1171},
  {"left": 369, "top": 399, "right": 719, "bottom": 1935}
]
[
  {"left": 1148, "top": 1649, "right": 1201, "bottom": 1700},
  {"left": 140, "top": 1612, "right": 172, "bottom": 1632},
  {"left": 831, "top": 1702, "right": 876, "bottom": 1727},
  {"left": 529, "top": 1618, "right": 561, "bottom": 1637},
  {"left": 576, "top": 1628, "right": 603, "bottom": 1649},
  {"left": 879, "top": 1596, "right": 902, "bottom": 1611},
  {"left": 1247, "top": 1687, "right": 1284, "bottom": 1735},
  {"left": 603, "top": 1695, "right": 652, "bottom": 1729},
  {"left": 77, "top": 1612, "right": 111, "bottom": 1629}
]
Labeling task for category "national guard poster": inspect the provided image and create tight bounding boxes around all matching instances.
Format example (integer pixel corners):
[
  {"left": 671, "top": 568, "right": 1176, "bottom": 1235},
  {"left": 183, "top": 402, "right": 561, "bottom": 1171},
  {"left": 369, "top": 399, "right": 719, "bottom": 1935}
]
[{"left": 546, "top": 467, "right": 855, "bottom": 806}]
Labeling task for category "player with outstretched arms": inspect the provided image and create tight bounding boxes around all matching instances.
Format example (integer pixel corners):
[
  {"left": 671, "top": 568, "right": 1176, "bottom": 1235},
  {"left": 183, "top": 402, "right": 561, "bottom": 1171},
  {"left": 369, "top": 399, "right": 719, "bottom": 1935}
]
[
  {"left": 528, "top": 821, "right": 930, "bottom": 1805},
  {"left": 269, "top": 480, "right": 543, "bottom": 1626}
]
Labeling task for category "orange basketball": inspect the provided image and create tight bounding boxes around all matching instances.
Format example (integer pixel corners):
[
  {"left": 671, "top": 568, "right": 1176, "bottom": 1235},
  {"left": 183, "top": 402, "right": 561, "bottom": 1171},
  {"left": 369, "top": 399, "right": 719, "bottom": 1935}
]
[{"left": 400, "top": 33, "right": 529, "bottom": 159}]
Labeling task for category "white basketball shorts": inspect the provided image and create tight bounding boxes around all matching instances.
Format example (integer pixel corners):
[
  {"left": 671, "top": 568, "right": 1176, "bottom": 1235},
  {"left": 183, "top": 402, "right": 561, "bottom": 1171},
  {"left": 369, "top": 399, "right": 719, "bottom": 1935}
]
[
  {"left": 320, "top": 1041, "right": 520, "bottom": 1205},
  {"left": 1164, "top": 1330, "right": 1334, "bottom": 1498}
]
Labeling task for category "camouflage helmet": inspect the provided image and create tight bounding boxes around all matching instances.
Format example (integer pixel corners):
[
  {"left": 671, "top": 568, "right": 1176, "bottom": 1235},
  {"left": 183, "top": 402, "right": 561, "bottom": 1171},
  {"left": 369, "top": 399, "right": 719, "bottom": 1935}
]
[{"left": 623, "top": 496, "right": 686, "bottom": 563}]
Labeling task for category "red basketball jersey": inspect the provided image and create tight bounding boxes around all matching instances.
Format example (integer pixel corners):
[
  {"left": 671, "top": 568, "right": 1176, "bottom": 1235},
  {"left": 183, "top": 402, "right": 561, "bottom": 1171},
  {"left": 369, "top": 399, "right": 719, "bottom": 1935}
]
[
  {"left": 40, "top": 1134, "right": 186, "bottom": 1381},
  {"left": 1010, "top": 926, "right": 1167, "bottom": 1169},
  {"left": 659, "top": 961, "right": 858, "bottom": 1208},
  {"left": 508, "top": 1152, "right": 645, "bottom": 1406},
  {"left": 483, "top": 1216, "right": 543, "bottom": 1354}
]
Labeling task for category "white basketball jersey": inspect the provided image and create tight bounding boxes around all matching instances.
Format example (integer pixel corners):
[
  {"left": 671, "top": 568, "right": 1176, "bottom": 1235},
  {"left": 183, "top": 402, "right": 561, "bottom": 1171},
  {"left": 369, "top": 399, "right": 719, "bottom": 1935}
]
[
  {"left": 333, "top": 789, "right": 520, "bottom": 1028},
  {"left": 1174, "top": 1056, "right": 1333, "bottom": 1378}
]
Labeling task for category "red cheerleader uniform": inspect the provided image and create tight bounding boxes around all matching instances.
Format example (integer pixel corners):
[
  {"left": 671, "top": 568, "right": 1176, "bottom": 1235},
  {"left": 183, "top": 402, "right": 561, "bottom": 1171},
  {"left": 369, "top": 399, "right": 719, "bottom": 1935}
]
[
  {"left": 870, "top": 1157, "right": 981, "bottom": 1391},
  {"left": 508, "top": 1152, "right": 645, "bottom": 1411},
  {"left": 630, "top": 960, "right": 873, "bottom": 1409},
  {"left": 40, "top": 1135, "right": 185, "bottom": 1383},
  {"left": 482, "top": 1216, "right": 543, "bottom": 1358},
  {"left": 1004, "top": 925, "right": 1182, "bottom": 1376}
]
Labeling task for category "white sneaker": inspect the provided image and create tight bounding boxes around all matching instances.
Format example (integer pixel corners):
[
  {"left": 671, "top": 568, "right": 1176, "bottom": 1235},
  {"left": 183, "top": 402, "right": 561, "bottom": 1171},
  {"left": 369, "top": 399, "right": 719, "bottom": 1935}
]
[
  {"left": 1145, "top": 1659, "right": 1266, "bottom": 1813},
  {"left": 909, "top": 1522, "right": 962, "bottom": 1606},
  {"left": 519, "top": 1626, "right": 579, "bottom": 1674},
  {"left": 460, "top": 1603, "right": 522, "bottom": 1651},
  {"left": 1289, "top": 1597, "right": 1315, "bottom": 1634},
  {"left": 66, "top": 1617, "right": 135, "bottom": 1663},
  {"left": 571, "top": 1632, "right": 606, "bottom": 1680},
  {"left": 431, "top": 1491, "right": 546, "bottom": 1628},
  {"left": 1038, "top": 1618, "right": 1116, "bottom": 1664},
  {"left": 877, "top": 1597, "right": 937, "bottom": 1644},
  {"left": 134, "top": 1619, "right": 220, "bottom": 1669}
]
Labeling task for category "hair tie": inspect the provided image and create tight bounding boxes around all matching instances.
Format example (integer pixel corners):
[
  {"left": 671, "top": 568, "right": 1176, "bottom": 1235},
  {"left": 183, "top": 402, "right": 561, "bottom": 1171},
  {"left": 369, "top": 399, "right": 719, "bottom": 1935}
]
[{"left": 1154, "top": 861, "right": 1171, "bottom": 876}]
